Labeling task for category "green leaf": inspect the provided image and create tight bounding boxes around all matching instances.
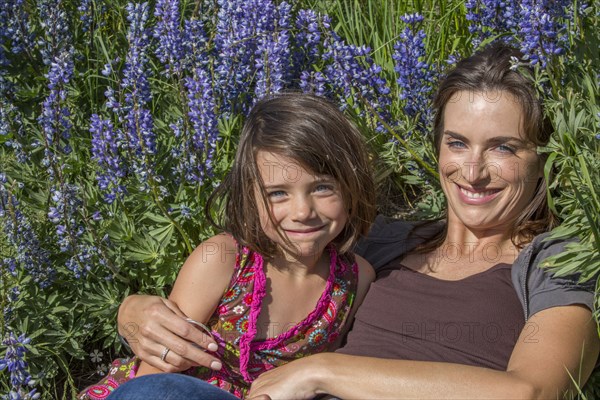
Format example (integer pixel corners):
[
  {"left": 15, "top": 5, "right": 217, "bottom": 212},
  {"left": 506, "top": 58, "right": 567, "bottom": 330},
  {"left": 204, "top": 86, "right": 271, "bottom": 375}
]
[
  {"left": 124, "top": 234, "right": 161, "bottom": 263},
  {"left": 149, "top": 223, "right": 174, "bottom": 246},
  {"left": 144, "top": 211, "right": 172, "bottom": 224}
]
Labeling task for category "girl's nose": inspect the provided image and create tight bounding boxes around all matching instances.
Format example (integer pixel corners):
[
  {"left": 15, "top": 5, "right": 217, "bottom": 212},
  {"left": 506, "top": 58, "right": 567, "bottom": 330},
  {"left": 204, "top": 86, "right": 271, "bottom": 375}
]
[{"left": 291, "top": 196, "right": 314, "bottom": 221}]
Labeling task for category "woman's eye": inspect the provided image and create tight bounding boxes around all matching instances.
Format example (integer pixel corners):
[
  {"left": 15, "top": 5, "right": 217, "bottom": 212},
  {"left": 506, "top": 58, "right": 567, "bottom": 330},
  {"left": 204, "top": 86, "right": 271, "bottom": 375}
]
[
  {"left": 496, "top": 144, "right": 516, "bottom": 154},
  {"left": 447, "top": 140, "right": 466, "bottom": 149}
]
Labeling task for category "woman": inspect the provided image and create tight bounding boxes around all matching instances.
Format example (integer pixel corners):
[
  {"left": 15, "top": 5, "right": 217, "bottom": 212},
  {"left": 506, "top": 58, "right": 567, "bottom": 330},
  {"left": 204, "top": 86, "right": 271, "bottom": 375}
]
[{"left": 112, "top": 44, "right": 599, "bottom": 398}]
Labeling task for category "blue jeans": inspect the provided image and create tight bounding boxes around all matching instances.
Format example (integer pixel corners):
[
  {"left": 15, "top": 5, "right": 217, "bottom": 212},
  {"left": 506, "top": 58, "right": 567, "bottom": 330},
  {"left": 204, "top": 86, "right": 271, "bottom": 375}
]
[{"left": 108, "top": 374, "right": 240, "bottom": 400}]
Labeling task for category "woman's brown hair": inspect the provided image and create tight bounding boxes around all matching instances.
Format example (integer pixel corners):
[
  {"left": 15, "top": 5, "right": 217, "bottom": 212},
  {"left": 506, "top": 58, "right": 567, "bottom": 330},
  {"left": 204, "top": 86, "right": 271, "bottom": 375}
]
[{"left": 206, "top": 92, "right": 376, "bottom": 258}]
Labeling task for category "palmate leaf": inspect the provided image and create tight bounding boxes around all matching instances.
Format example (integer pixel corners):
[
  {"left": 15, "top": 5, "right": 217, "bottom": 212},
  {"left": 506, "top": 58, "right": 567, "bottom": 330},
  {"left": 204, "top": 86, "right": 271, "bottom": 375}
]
[
  {"left": 148, "top": 221, "right": 175, "bottom": 246},
  {"left": 123, "top": 233, "right": 162, "bottom": 263}
]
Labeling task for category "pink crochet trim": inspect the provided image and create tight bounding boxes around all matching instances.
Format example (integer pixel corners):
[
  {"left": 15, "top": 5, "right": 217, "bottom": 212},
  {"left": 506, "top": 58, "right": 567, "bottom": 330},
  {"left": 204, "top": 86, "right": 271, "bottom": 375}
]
[
  {"left": 238, "top": 247, "right": 340, "bottom": 381},
  {"left": 238, "top": 252, "right": 266, "bottom": 381}
]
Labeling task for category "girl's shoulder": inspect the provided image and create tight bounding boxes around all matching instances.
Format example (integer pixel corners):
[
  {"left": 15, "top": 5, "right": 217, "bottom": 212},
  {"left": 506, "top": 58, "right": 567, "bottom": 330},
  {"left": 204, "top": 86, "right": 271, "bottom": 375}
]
[
  {"left": 196, "top": 233, "right": 239, "bottom": 260},
  {"left": 183, "top": 233, "right": 239, "bottom": 275}
]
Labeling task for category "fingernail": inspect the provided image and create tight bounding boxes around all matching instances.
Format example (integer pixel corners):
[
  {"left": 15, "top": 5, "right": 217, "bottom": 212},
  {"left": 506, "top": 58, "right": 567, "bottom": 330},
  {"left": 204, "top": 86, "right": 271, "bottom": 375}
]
[
  {"left": 210, "top": 360, "right": 222, "bottom": 370},
  {"left": 208, "top": 343, "right": 218, "bottom": 352}
]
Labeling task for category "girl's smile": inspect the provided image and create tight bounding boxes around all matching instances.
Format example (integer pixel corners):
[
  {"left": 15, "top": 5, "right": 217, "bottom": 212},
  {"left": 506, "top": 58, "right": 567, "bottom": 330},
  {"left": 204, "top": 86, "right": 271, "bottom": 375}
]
[{"left": 283, "top": 226, "right": 326, "bottom": 235}]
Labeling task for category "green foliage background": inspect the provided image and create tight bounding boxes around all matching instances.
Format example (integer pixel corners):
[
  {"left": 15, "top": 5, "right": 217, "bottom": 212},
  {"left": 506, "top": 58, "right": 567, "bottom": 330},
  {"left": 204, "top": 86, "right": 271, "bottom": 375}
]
[{"left": 0, "top": 0, "right": 599, "bottom": 397}]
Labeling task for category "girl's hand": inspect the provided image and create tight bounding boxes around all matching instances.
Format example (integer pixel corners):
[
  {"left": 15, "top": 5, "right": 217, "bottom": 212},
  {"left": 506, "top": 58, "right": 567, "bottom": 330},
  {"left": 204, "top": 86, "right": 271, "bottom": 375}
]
[
  {"left": 117, "top": 294, "right": 222, "bottom": 372},
  {"left": 248, "top": 356, "right": 325, "bottom": 400}
]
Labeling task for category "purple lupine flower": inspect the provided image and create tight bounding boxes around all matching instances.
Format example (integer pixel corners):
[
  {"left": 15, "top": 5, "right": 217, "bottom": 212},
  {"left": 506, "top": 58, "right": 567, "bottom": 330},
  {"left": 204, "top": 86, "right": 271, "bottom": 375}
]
[
  {"left": 518, "top": 0, "right": 571, "bottom": 67},
  {"left": 466, "top": 0, "right": 572, "bottom": 67},
  {"left": 465, "top": 0, "right": 520, "bottom": 47},
  {"left": 47, "top": 183, "right": 99, "bottom": 277},
  {"left": 294, "top": 9, "right": 324, "bottom": 74},
  {"left": 214, "top": 0, "right": 254, "bottom": 113},
  {"left": 2, "top": 107, "right": 29, "bottom": 163},
  {"left": 90, "top": 114, "right": 126, "bottom": 203},
  {"left": 104, "top": 86, "right": 120, "bottom": 112},
  {"left": 299, "top": 70, "right": 327, "bottom": 97},
  {"left": 179, "top": 204, "right": 192, "bottom": 220},
  {"left": 0, "top": 0, "right": 34, "bottom": 60},
  {"left": 254, "top": 1, "right": 292, "bottom": 99},
  {"left": 38, "top": 0, "right": 71, "bottom": 65},
  {"left": 153, "top": 0, "right": 185, "bottom": 76},
  {"left": 297, "top": 13, "right": 332, "bottom": 98},
  {"left": 2, "top": 286, "right": 20, "bottom": 325},
  {"left": 77, "top": 0, "right": 93, "bottom": 32},
  {"left": 121, "top": 2, "right": 158, "bottom": 189},
  {"left": 393, "top": 13, "right": 436, "bottom": 135},
  {"left": 0, "top": 332, "right": 40, "bottom": 399},
  {"left": 37, "top": 50, "right": 74, "bottom": 179},
  {"left": 0, "top": 99, "right": 14, "bottom": 136},
  {"left": 175, "top": 68, "right": 219, "bottom": 184},
  {"left": 124, "top": 108, "right": 157, "bottom": 187},
  {"left": 317, "top": 20, "right": 392, "bottom": 132},
  {"left": 0, "top": 175, "right": 54, "bottom": 288},
  {"left": 48, "top": 184, "right": 79, "bottom": 252},
  {"left": 215, "top": 0, "right": 280, "bottom": 113},
  {"left": 65, "top": 243, "right": 97, "bottom": 279},
  {"left": 181, "top": 18, "right": 209, "bottom": 70},
  {"left": 1, "top": 0, "right": 33, "bottom": 160},
  {"left": 123, "top": 2, "right": 152, "bottom": 107}
]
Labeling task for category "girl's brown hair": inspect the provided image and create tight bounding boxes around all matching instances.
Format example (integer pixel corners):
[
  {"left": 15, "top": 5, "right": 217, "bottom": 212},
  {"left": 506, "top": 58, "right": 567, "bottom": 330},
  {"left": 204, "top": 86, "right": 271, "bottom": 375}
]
[{"left": 206, "top": 92, "right": 376, "bottom": 258}]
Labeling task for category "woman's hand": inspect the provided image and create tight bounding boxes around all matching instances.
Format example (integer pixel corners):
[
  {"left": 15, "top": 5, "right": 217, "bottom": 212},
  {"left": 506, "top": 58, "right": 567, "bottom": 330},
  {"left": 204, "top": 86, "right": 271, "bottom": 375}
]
[
  {"left": 248, "top": 355, "right": 326, "bottom": 400},
  {"left": 117, "top": 294, "right": 222, "bottom": 372}
]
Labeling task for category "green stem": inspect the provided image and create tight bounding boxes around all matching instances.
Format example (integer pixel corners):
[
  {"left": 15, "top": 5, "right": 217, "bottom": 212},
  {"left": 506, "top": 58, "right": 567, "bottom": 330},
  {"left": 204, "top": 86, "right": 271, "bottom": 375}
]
[
  {"left": 358, "top": 93, "right": 439, "bottom": 180},
  {"left": 130, "top": 93, "right": 194, "bottom": 254}
]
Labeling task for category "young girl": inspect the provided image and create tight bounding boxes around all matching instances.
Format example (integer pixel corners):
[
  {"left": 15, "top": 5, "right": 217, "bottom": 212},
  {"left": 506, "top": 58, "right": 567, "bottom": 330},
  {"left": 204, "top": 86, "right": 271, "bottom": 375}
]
[{"left": 79, "top": 93, "right": 376, "bottom": 399}]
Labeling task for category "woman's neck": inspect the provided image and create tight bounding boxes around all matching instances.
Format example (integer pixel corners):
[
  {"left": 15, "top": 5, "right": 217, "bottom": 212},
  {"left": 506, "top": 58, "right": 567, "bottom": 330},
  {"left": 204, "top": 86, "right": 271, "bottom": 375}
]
[{"left": 443, "top": 221, "right": 519, "bottom": 264}]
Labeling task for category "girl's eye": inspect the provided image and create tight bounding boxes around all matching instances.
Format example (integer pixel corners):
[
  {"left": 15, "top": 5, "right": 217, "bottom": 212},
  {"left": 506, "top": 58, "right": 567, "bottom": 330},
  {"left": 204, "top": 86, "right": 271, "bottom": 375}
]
[
  {"left": 267, "top": 190, "right": 286, "bottom": 199},
  {"left": 314, "top": 183, "right": 335, "bottom": 193}
]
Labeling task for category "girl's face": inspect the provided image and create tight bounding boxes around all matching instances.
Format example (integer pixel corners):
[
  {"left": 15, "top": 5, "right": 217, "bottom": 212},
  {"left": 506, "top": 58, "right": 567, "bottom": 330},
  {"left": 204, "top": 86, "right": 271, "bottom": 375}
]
[
  {"left": 254, "top": 150, "right": 348, "bottom": 262},
  {"left": 438, "top": 90, "right": 542, "bottom": 234}
]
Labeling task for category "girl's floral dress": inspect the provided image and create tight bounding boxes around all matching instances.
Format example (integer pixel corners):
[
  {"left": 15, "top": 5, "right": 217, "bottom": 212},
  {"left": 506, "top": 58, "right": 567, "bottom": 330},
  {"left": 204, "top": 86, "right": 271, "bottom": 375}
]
[{"left": 78, "top": 244, "right": 358, "bottom": 399}]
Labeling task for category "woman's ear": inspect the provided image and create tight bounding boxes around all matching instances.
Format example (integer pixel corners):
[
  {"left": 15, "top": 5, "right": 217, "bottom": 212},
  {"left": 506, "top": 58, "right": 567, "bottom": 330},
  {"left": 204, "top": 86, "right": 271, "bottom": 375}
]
[
  {"left": 536, "top": 161, "right": 544, "bottom": 180},
  {"left": 535, "top": 148, "right": 546, "bottom": 179}
]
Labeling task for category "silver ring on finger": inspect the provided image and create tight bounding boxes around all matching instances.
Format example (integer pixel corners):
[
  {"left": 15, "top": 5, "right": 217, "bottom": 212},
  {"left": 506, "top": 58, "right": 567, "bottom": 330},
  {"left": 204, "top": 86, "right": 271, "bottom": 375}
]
[{"left": 160, "top": 346, "right": 170, "bottom": 362}]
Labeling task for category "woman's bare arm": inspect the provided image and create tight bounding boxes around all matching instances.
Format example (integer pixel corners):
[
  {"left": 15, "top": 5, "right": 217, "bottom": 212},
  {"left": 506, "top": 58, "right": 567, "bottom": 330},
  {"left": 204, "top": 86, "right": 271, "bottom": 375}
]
[
  {"left": 118, "top": 234, "right": 237, "bottom": 373},
  {"left": 249, "top": 305, "right": 599, "bottom": 399}
]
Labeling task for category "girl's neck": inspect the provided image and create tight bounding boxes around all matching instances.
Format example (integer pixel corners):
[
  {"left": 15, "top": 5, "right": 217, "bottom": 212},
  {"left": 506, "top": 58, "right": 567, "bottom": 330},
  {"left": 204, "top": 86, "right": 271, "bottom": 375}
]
[{"left": 268, "top": 249, "right": 330, "bottom": 278}]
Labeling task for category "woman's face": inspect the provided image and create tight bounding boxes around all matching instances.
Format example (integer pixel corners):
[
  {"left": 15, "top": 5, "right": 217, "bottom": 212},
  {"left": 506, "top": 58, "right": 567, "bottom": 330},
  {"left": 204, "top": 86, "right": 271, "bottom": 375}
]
[{"left": 438, "top": 90, "right": 542, "bottom": 233}]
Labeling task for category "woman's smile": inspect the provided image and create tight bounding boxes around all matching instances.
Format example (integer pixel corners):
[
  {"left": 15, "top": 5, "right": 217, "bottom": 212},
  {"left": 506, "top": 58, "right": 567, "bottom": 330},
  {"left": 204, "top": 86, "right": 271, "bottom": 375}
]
[{"left": 456, "top": 184, "right": 502, "bottom": 204}]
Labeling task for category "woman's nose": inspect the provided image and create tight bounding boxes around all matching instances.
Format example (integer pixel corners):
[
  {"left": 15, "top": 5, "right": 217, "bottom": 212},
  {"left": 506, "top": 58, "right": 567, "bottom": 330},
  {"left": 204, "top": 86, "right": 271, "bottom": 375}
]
[{"left": 462, "top": 151, "right": 491, "bottom": 183}]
